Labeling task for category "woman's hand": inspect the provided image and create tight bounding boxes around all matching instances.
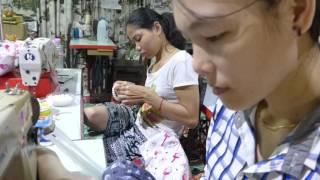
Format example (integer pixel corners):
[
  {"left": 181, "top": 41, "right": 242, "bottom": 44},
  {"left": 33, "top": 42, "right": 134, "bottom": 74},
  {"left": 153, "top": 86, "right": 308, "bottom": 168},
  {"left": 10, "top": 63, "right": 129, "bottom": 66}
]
[
  {"left": 112, "top": 81, "right": 135, "bottom": 102},
  {"left": 116, "top": 81, "right": 162, "bottom": 107}
]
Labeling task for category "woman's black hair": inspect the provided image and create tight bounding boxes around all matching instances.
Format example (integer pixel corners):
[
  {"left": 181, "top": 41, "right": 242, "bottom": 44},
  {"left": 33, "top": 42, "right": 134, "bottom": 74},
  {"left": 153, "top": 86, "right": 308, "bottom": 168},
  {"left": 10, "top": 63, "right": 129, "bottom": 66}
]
[
  {"left": 309, "top": 1, "right": 320, "bottom": 45},
  {"left": 126, "top": 7, "right": 186, "bottom": 50}
]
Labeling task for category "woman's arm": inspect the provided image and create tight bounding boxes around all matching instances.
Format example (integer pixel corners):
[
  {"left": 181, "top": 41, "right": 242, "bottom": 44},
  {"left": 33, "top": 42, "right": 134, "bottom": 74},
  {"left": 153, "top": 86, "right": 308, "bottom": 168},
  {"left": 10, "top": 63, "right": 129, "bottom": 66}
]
[
  {"left": 157, "top": 85, "right": 199, "bottom": 128},
  {"left": 119, "top": 83, "right": 199, "bottom": 129}
]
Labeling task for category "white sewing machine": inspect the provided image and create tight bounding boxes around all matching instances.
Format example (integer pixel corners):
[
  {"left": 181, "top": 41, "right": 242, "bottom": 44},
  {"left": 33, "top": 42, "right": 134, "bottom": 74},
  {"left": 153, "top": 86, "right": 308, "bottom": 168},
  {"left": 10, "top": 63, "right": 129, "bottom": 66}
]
[
  {"left": 0, "top": 89, "right": 39, "bottom": 180},
  {"left": 0, "top": 38, "right": 59, "bottom": 97},
  {"left": 18, "top": 38, "right": 57, "bottom": 86}
]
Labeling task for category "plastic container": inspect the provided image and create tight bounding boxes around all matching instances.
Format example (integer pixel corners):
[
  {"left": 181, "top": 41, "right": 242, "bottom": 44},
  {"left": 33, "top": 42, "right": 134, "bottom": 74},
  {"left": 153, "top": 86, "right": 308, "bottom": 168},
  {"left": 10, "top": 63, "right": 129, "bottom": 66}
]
[
  {"left": 35, "top": 100, "right": 54, "bottom": 146},
  {"left": 52, "top": 38, "right": 64, "bottom": 68},
  {"left": 47, "top": 93, "right": 74, "bottom": 107},
  {"left": 97, "top": 18, "right": 108, "bottom": 42}
]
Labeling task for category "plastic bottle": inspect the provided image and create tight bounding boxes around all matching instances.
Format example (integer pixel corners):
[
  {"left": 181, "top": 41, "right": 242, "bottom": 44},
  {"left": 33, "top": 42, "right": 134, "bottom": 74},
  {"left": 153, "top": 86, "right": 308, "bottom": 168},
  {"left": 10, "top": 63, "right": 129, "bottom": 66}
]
[
  {"left": 97, "top": 18, "right": 108, "bottom": 42},
  {"left": 52, "top": 38, "right": 64, "bottom": 68}
]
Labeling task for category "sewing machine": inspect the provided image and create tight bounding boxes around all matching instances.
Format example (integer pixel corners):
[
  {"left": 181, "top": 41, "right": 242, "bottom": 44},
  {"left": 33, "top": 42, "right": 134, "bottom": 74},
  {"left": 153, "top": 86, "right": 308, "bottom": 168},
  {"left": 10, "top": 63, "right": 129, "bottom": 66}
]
[
  {"left": 0, "top": 89, "right": 39, "bottom": 180},
  {"left": 0, "top": 38, "right": 59, "bottom": 97},
  {"left": 19, "top": 38, "right": 57, "bottom": 86}
]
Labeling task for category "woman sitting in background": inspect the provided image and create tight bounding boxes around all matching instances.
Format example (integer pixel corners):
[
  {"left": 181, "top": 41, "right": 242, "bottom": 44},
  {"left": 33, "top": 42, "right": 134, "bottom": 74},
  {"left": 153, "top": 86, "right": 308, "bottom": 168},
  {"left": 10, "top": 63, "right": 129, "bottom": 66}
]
[{"left": 84, "top": 7, "right": 199, "bottom": 179}]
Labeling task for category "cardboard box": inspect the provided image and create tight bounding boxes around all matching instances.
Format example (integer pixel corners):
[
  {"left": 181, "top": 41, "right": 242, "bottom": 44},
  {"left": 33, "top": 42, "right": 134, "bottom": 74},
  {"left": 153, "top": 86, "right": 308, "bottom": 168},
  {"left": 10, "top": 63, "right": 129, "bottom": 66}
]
[{"left": 3, "top": 23, "right": 27, "bottom": 40}]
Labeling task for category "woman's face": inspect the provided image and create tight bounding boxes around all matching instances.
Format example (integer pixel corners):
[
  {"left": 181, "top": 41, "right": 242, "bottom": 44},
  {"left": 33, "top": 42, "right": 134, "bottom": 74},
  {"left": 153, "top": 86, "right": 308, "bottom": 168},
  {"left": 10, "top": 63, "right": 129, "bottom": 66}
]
[
  {"left": 126, "top": 24, "right": 161, "bottom": 59},
  {"left": 173, "top": 0, "right": 299, "bottom": 110}
]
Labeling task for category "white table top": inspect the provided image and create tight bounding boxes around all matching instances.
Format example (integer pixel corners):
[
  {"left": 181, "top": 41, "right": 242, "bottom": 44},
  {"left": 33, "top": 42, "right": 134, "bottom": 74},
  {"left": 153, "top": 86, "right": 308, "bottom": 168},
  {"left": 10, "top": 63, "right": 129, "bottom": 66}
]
[
  {"left": 52, "top": 95, "right": 82, "bottom": 140},
  {"left": 51, "top": 68, "right": 82, "bottom": 140},
  {"left": 69, "top": 38, "right": 116, "bottom": 50}
]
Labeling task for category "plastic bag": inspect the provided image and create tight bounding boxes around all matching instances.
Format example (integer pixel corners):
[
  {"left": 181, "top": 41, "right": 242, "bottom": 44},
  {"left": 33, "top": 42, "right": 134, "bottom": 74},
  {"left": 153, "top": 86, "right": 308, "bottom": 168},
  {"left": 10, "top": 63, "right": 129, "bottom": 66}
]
[{"left": 46, "top": 127, "right": 104, "bottom": 179}]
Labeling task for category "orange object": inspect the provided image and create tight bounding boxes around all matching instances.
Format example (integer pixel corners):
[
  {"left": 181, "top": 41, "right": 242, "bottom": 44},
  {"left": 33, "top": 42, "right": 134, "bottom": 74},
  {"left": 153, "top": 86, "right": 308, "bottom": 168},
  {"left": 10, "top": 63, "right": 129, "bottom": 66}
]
[{"left": 5, "top": 34, "right": 17, "bottom": 41}]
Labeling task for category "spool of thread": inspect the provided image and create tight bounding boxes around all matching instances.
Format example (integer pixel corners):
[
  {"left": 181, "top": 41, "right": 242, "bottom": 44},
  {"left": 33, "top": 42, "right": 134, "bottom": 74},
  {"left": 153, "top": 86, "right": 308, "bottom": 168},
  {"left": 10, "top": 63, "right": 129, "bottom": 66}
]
[
  {"left": 85, "top": 14, "right": 92, "bottom": 25},
  {"left": 73, "top": 28, "right": 80, "bottom": 39},
  {"left": 35, "top": 100, "right": 54, "bottom": 146}
]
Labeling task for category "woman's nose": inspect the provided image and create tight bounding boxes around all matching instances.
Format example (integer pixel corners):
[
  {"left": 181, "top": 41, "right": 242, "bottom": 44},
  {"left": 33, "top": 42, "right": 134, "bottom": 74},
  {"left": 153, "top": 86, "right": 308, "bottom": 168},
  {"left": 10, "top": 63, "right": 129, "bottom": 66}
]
[
  {"left": 192, "top": 44, "right": 215, "bottom": 76},
  {"left": 135, "top": 43, "right": 141, "bottom": 51}
]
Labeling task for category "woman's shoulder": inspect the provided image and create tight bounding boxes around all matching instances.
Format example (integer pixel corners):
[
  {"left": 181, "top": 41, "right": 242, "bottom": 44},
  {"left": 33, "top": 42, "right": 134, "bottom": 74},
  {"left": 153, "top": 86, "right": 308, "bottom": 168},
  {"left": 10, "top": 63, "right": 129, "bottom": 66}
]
[
  {"left": 171, "top": 50, "right": 192, "bottom": 61},
  {"left": 167, "top": 50, "right": 193, "bottom": 68}
]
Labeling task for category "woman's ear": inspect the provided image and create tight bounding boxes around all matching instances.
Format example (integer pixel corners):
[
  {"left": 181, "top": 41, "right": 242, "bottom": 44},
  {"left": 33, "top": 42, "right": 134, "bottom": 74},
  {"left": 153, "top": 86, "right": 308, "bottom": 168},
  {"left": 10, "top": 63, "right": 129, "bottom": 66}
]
[
  {"left": 152, "top": 21, "right": 162, "bottom": 36},
  {"left": 292, "top": 0, "right": 315, "bottom": 34}
]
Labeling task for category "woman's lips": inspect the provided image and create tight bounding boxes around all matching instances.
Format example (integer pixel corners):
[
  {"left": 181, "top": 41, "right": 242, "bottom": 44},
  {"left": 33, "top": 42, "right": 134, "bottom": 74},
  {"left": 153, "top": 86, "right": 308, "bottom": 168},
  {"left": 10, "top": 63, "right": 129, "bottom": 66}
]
[{"left": 213, "top": 87, "right": 230, "bottom": 95}]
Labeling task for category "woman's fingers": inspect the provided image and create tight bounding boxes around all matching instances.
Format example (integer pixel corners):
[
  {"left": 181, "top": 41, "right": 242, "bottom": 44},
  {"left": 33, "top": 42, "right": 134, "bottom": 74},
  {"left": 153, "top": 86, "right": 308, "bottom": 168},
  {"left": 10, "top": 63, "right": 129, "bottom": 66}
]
[
  {"left": 121, "top": 98, "right": 144, "bottom": 105},
  {"left": 118, "top": 85, "right": 140, "bottom": 96},
  {"left": 113, "top": 81, "right": 135, "bottom": 94},
  {"left": 114, "top": 80, "right": 134, "bottom": 87},
  {"left": 117, "top": 94, "right": 142, "bottom": 101}
]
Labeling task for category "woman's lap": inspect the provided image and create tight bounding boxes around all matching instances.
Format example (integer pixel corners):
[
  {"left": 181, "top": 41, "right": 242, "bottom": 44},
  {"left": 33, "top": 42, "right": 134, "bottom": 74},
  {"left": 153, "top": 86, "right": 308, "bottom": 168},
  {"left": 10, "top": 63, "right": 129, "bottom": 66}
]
[
  {"left": 102, "top": 103, "right": 146, "bottom": 164},
  {"left": 102, "top": 103, "right": 190, "bottom": 180}
]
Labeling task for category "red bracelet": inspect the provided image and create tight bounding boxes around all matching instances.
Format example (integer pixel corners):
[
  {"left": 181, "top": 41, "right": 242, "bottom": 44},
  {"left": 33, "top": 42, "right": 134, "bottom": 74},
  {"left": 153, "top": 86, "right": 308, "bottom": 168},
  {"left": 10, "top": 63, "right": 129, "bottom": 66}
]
[{"left": 158, "top": 98, "right": 164, "bottom": 111}]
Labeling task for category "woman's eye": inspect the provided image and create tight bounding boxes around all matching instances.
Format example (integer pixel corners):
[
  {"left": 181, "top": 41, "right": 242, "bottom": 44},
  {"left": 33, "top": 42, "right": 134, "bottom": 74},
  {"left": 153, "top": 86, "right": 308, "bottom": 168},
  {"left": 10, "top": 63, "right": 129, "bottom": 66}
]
[
  {"left": 206, "top": 32, "right": 226, "bottom": 42},
  {"left": 134, "top": 36, "right": 142, "bottom": 42}
]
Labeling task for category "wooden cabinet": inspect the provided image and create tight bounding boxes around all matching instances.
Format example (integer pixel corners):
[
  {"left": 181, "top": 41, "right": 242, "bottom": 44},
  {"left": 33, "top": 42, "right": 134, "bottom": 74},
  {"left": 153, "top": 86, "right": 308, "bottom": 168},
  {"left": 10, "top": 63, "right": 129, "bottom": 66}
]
[
  {"left": 88, "top": 59, "right": 147, "bottom": 103},
  {"left": 112, "top": 60, "right": 147, "bottom": 86}
]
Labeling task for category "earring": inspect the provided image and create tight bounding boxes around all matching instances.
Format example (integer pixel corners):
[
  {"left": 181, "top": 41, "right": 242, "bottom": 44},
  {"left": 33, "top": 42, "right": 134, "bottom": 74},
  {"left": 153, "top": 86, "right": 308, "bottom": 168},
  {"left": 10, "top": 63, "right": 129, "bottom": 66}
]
[
  {"left": 292, "top": 26, "right": 302, "bottom": 36},
  {"left": 297, "top": 29, "right": 302, "bottom": 36}
]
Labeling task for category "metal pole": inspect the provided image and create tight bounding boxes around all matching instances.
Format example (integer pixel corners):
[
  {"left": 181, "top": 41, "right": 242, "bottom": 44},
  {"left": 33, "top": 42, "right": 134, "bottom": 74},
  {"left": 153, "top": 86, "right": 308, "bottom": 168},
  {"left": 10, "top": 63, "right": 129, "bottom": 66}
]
[
  {"left": 54, "top": 0, "right": 57, "bottom": 37},
  {"left": 0, "top": 0, "right": 4, "bottom": 40}
]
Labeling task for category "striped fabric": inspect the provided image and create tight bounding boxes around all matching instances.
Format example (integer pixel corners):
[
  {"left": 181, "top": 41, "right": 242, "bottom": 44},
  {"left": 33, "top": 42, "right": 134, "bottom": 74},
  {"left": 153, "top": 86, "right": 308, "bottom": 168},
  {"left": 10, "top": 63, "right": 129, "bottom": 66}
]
[{"left": 203, "top": 99, "right": 320, "bottom": 180}]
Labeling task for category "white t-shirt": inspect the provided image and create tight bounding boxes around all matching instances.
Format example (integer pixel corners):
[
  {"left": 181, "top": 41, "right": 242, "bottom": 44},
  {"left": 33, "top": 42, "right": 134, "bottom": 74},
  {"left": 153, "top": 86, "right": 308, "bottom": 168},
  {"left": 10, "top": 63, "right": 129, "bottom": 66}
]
[{"left": 136, "top": 50, "right": 198, "bottom": 137}]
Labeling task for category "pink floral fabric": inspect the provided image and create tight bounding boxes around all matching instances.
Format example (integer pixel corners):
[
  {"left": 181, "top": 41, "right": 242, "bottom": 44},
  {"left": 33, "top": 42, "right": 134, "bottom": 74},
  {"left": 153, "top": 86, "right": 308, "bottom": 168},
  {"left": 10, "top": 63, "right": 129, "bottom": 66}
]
[
  {"left": 140, "top": 131, "right": 190, "bottom": 180},
  {"left": 0, "top": 40, "right": 25, "bottom": 76}
]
